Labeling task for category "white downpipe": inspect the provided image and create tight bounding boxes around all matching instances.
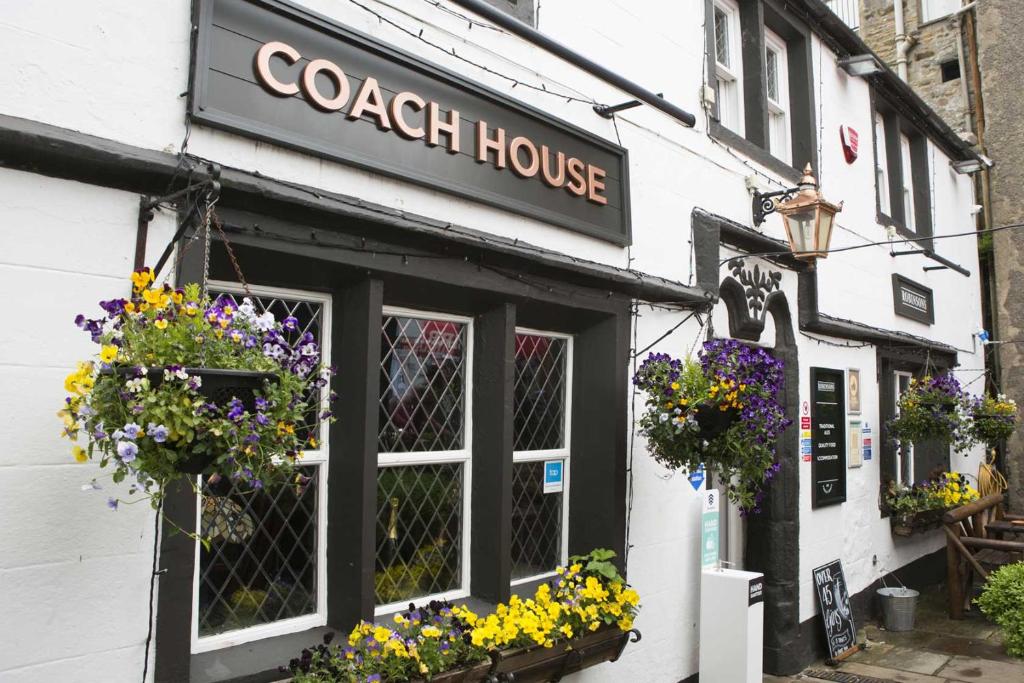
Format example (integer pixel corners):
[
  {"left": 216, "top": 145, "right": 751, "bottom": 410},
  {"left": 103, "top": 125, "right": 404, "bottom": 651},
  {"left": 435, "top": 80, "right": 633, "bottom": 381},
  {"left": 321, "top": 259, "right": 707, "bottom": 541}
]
[
  {"left": 894, "top": 0, "right": 909, "bottom": 81},
  {"left": 951, "top": 2, "right": 978, "bottom": 132}
]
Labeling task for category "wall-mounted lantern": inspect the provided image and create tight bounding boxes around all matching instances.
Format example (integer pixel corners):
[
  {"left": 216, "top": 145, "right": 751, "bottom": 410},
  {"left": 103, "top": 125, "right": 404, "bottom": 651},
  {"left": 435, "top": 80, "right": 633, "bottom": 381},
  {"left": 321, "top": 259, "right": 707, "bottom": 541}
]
[
  {"left": 837, "top": 54, "right": 884, "bottom": 77},
  {"left": 752, "top": 164, "right": 843, "bottom": 266}
]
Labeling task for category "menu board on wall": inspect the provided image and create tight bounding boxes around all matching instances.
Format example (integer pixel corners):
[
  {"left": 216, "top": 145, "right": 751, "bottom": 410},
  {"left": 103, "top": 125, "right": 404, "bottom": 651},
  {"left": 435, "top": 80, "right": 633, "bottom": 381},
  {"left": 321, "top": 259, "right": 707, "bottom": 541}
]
[{"left": 811, "top": 368, "right": 847, "bottom": 508}]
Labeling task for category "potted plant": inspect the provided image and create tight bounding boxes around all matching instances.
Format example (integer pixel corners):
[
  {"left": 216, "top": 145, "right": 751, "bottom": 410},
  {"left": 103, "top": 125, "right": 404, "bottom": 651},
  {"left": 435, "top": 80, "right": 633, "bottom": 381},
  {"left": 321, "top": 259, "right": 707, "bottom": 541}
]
[
  {"left": 59, "top": 268, "right": 334, "bottom": 510},
  {"left": 282, "top": 549, "right": 640, "bottom": 682},
  {"left": 968, "top": 394, "right": 1018, "bottom": 447},
  {"left": 633, "top": 340, "right": 791, "bottom": 513},
  {"left": 466, "top": 549, "right": 640, "bottom": 682},
  {"left": 284, "top": 601, "right": 492, "bottom": 682},
  {"left": 887, "top": 374, "right": 973, "bottom": 453},
  {"left": 883, "top": 472, "right": 980, "bottom": 536}
]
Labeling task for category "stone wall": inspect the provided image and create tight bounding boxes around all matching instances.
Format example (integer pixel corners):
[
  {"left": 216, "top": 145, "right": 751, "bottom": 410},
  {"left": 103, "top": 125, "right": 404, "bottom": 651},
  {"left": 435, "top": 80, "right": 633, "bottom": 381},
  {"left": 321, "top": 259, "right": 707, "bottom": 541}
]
[
  {"left": 979, "top": 0, "right": 1024, "bottom": 512},
  {"left": 859, "top": 0, "right": 972, "bottom": 135}
]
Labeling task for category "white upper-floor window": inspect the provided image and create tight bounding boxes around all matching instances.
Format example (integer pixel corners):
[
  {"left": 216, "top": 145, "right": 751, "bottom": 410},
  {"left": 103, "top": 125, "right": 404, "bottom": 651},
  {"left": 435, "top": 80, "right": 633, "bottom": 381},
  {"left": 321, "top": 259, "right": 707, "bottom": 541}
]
[
  {"left": 874, "top": 111, "right": 891, "bottom": 216},
  {"left": 765, "top": 28, "right": 790, "bottom": 165},
  {"left": 900, "top": 132, "right": 916, "bottom": 232},
  {"left": 713, "top": 0, "right": 745, "bottom": 135},
  {"left": 921, "top": 0, "right": 961, "bottom": 23}
]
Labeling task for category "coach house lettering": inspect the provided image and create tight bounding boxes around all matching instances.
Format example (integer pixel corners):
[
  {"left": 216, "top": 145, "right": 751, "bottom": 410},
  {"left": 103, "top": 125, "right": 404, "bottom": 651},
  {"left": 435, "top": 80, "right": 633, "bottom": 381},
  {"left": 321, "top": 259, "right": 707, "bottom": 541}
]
[{"left": 254, "top": 41, "right": 609, "bottom": 205}]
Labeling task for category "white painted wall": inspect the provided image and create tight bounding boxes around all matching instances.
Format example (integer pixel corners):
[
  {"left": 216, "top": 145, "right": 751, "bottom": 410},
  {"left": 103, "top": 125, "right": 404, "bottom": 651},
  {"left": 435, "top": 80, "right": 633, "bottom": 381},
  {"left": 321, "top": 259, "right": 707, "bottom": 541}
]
[
  {"left": 0, "top": 0, "right": 987, "bottom": 681},
  {"left": 0, "top": 168, "right": 177, "bottom": 682}
]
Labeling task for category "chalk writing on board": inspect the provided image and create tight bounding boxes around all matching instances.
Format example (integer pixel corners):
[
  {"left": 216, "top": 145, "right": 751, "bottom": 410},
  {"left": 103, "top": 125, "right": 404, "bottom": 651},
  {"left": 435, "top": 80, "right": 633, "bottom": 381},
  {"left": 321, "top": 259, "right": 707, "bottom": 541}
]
[{"left": 812, "top": 559, "right": 858, "bottom": 659}]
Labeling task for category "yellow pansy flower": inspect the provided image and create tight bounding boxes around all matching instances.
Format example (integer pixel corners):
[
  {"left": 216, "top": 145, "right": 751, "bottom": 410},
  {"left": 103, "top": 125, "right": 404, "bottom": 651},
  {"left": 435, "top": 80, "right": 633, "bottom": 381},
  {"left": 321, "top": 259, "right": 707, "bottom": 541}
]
[
  {"left": 99, "top": 345, "right": 118, "bottom": 364},
  {"left": 72, "top": 445, "right": 88, "bottom": 463}
]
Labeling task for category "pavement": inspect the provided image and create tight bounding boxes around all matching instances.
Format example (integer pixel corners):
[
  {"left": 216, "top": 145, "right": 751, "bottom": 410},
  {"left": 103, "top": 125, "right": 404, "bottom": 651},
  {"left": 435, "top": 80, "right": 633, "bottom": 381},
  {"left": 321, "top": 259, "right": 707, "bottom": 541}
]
[{"left": 764, "top": 583, "right": 1024, "bottom": 683}]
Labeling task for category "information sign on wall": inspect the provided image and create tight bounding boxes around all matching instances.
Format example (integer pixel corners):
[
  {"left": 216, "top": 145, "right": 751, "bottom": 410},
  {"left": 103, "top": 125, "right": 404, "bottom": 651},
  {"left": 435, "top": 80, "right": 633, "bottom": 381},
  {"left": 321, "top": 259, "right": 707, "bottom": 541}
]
[
  {"left": 811, "top": 368, "right": 847, "bottom": 507},
  {"left": 189, "top": 0, "right": 631, "bottom": 244}
]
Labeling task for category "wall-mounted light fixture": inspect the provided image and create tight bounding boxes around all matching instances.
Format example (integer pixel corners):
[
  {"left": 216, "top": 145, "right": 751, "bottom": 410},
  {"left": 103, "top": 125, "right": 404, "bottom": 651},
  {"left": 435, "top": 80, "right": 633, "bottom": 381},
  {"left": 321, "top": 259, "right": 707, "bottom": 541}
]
[
  {"left": 951, "top": 155, "right": 994, "bottom": 174},
  {"left": 752, "top": 164, "right": 843, "bottom": 267},
  {"left": 837, "top": 54, "right": 884, "bottom": 77}
]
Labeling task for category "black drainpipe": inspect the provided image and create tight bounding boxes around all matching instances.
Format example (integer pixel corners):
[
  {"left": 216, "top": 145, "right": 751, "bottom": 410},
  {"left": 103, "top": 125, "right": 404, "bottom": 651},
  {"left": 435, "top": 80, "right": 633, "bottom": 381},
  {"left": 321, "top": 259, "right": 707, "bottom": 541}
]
[{"left": 448, "top": 0, "right": 697, "bottom": 128}]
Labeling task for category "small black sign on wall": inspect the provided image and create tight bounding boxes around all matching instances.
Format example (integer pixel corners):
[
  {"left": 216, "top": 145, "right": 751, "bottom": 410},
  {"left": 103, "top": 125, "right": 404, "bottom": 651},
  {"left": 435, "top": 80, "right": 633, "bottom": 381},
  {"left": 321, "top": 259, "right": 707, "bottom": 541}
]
[
  {"left": 892, "top": 274, "right": 934, "bottom": 325},
  {"left": 811, "top": 367, "right": 846, "bottom": 508}
]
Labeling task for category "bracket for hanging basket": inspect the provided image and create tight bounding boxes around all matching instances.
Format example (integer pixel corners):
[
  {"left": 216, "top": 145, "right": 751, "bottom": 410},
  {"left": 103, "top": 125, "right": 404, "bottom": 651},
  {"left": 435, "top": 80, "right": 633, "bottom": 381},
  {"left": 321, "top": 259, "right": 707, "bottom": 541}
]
[{"left": 134, "top": 162, "right": 222, "bottom": 276}]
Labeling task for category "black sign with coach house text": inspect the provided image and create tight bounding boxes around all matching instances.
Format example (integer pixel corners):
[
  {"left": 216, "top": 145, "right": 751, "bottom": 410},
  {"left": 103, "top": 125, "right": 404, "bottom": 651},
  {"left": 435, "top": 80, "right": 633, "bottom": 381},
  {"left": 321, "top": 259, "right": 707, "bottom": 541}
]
[
  {"left": 811, "top": 367, "right": 846, "bottom": 507},
  {"left": 189, "top": 0, "right": 631, "bottom": 244}
]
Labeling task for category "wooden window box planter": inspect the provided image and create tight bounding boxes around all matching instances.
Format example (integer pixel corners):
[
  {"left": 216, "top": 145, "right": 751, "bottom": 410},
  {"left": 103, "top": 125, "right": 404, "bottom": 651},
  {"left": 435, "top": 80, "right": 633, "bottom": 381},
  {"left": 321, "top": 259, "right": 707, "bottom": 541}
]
[
  {"left": 426, "top": 660, "right": 494, "bottom": 683},
  {"left": 486, "top": 626, "right": 641, "bottom": 683},
  {"left": 891, "top": 509, "right": 945, "bottom": 537}
]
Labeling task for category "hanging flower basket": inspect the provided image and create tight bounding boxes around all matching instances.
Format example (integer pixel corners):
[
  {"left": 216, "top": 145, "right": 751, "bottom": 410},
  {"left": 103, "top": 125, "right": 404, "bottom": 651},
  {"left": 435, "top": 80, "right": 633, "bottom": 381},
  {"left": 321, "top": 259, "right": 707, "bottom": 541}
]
[
  {"left": 59, "top": 268, "right": 335, "bottom": 506},
  {"left": 693, "top": 403, "right": 742, "bottom": 440},
  {"left": 632, "top": 340, "right": 791, "bottom": 513},
  {"left": 968, "top": 394, "right": 1018, "bottom": 447},
  {"left": 887, "top": 373, "right": 972, "bottom": 451}
]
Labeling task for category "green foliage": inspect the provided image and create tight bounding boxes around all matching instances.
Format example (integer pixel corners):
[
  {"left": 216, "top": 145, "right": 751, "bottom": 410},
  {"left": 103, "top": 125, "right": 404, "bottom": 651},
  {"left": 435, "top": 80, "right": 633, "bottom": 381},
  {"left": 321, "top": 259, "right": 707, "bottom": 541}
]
[
  {"left": 569, "top": 548, "right": 623, "bottom": 583},
  {"left": 976, "top": 562, "right": 1024, "bottom": 657}
]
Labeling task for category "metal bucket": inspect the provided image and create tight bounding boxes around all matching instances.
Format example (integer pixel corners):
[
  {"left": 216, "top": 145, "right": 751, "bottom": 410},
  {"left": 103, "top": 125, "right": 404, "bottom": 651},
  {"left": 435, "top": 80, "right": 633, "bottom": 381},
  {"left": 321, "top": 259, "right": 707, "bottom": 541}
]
[{"left": 877, "top": 586, "right": 919, "bottom": 631}]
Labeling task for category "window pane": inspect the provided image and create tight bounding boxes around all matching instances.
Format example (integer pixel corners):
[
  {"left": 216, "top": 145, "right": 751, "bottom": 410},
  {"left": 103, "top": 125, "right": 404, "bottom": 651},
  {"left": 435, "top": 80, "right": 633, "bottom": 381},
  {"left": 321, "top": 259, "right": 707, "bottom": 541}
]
[
  {"left": 379, "top": 316, "right": 467, "bottom": 452},
  {"left": 766, "top": 49, "right": 779, "bottom": 103},
  {"left": 511, "top": 460, "right": 564, "bottom": 579},
  {"left": 714, "top": 8, "right": 730, "bottom": 67},
  {"left": 197, "top": 466, "right": 319, "bottom": 637},
  {"left": 375, "top": 463, "right": 464, "bottom": 604},
  {"left": 514, "top": 334, "right": 568, "bottom": 451}
]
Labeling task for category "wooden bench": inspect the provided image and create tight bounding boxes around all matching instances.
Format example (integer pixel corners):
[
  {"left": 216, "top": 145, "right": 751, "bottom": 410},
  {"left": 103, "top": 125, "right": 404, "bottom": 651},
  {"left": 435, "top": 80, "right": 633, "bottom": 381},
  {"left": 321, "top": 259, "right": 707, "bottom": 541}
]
[{"left": 943, "top": 493, "right": 1024, "bottom": 618}]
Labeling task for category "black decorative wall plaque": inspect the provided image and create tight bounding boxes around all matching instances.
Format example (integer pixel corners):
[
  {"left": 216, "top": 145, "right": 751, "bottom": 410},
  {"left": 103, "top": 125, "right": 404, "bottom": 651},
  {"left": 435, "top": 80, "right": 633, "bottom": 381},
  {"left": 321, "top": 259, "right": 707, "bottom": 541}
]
[
  {"left": 811, "top": 367, "right": 846, "bottom": 508},
  {"left": 892, "top": 274, "right": 934, "bottom": 325}
]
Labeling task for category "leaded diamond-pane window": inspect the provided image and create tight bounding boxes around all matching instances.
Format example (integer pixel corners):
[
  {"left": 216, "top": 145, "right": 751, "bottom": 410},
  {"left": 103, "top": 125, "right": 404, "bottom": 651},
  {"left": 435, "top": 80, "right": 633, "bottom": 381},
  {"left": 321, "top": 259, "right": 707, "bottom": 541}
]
[
  {"left": 197, "top": 466, "right": 319, "bottom": 637},
  {"left": 514, "top": 334, "right": 568, "bottom": 452},
  {"left": 375, "top": 463, "right": 464, "bottom": 604},
  {"left": 512, "top": 330, "right": 570, "bottom": 581},
  {"left": 714, "top": 7, "right": 730, "bottom": 67},
  {"left": 511, "top": 460, "right": 563, "bottom": 580},
  {"left": 766, "top": 48, "right": 779, "bottom": 103},
  {"left": 379, "top": 315, "right": 467, "bottom": 453}
]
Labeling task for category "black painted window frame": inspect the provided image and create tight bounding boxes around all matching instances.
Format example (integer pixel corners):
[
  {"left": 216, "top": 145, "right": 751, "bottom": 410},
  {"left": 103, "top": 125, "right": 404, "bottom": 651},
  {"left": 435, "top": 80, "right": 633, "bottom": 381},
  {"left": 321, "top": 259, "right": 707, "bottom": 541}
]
[
  {"left": 154, "top": 214, "right": 629, "bottom": 683},
  {"left": 871, "top": 97, "right": 934, "bottom": 247},
  {"left": 876, "top": 349, "right": 953, "bottom": 514},
  {"left": 704, "top": 0, "right": 818, "bottom": 182}
]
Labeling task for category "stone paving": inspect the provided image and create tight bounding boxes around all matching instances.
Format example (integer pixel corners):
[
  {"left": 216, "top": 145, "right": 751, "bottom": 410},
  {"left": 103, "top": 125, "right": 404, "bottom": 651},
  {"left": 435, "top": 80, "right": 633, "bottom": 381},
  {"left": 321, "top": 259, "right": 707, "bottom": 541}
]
[{"left": 765, "top": 584, "right": 1024, "bottom": 683}]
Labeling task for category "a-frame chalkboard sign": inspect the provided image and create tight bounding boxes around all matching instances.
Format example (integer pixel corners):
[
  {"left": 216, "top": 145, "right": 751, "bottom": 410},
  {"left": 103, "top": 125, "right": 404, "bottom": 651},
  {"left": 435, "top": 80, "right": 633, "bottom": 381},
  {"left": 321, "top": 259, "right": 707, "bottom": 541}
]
[{"left": 812, "top": 559, "right": 862, "bottom": 662}]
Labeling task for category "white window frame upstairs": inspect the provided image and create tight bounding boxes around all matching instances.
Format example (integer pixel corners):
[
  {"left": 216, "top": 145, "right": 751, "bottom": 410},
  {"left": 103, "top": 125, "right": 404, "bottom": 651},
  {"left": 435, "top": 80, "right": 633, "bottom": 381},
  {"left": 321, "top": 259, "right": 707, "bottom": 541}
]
[
  {"left": 874, "top": 111, "right": 891, "bottom": 216},
  {"left": 895, "top": 371, "right": 914, "bottom": 486},
  {"left": 921, "top": 0, "right": 961, "bottom": 24},
  {"left": 900, "top": 133, "right": 916, "bottom": 232},
  {"left": 192, "top": 281, "right": 333, "bottom": 654},
  {"left": 511, "top": 328, "right": 573, "bottom": 586},
  {"left": 765, "top": 28, "right": 790, "bottom": 165},
  {"left": 375, "top": 306, "right": 474, "bottom": 615},
  {"left": 713, "top": 0, "right": 745, "bottom": 135}
]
